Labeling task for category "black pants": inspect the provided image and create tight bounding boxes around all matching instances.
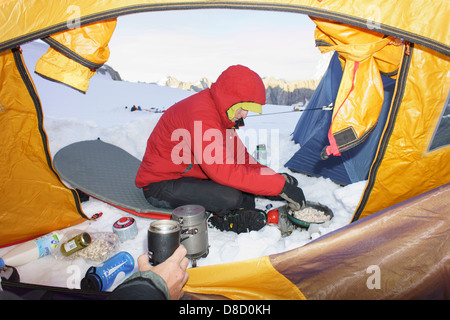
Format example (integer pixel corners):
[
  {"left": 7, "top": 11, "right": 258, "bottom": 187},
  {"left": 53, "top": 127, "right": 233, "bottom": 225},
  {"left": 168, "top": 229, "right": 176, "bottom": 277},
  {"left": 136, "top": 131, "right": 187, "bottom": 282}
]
[{"left": 143, "top": 177, "right": 255, "bottom": 216}]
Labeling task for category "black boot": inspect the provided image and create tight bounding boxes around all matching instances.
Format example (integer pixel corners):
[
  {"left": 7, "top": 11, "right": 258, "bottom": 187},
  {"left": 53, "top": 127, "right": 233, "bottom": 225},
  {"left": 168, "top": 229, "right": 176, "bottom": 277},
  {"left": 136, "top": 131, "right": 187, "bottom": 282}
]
[{"left": 208, "top": 208, "right": 267, "bottom": 234}]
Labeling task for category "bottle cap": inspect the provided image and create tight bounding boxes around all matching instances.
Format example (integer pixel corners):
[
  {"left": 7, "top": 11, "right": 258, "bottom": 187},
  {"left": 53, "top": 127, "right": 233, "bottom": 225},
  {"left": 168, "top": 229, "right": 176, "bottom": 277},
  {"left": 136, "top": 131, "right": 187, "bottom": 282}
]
[
  {"left": 80, "top": 232, "right": 92, "bottom": 246},
  {"left": 267, "top": 209, "right": 279, "bottom": 225},
  {"left": 113, "top": 217, "right": 138, "bottom": 242},
  {"left": 80, "top": 268, "right": 102, "bottom": 291}
]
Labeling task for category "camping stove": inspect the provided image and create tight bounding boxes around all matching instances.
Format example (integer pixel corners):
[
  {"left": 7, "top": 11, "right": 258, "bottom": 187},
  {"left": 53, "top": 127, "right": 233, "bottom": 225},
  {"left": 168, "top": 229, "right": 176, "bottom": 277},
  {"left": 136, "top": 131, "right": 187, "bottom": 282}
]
[{"left": 172, "top": 204, "right": 209, "bottom": 266}]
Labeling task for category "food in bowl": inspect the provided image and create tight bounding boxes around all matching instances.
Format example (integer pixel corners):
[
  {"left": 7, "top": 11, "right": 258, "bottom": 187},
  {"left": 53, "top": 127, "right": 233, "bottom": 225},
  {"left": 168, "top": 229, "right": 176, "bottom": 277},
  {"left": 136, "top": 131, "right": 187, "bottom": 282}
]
[{"left": 289, "top": 206, "right": 331, "bottom": 224}]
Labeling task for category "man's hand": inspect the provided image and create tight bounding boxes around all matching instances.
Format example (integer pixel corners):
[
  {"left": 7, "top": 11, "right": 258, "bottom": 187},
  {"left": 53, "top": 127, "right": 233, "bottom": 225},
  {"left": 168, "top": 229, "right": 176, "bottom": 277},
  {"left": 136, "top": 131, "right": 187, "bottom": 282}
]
[
  {"left": 279, "top": 182, "right": 306, "bottom": 210},
  {"left": 137, "top": 245, "right": 190, "bottom": 300},
  {"left": 280, "top": 172, "right": 298, "bottom": 186}
]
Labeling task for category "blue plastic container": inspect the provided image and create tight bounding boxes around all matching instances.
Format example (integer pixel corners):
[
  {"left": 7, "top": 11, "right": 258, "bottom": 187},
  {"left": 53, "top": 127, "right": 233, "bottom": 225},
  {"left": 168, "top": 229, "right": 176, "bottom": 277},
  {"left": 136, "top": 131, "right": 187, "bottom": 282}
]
[{"left": 80, "top": 251, "right": 135, "bottom": 291}]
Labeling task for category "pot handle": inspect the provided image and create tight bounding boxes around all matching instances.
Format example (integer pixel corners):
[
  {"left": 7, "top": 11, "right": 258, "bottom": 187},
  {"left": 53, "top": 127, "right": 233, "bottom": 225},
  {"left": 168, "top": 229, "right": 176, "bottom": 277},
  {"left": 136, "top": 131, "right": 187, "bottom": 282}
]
[{"left": 180, "top": 228, "right": 198, "bottom": 242}]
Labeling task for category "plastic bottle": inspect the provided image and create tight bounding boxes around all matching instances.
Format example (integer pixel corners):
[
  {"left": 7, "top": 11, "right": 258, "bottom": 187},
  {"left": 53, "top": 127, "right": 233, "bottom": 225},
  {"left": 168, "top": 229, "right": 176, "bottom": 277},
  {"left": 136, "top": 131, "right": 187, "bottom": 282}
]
[
  {"left": 256, "top": 144, "right": 267, "bottom": 166},
  {"left": 80, "top": 251, "right": 135, "bottom": 292},
  {"left": 0, "top": 231, "right": 64, "bottom": 267},
  {"left": 60, "top": 232, "right": 91, "bottom": 256}
]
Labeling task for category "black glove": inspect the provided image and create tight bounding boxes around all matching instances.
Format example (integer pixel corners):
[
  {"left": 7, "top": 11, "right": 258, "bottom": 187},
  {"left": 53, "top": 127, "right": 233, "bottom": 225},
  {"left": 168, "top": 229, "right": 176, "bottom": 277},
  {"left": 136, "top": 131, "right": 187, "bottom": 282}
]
[
  {"left": 279, "top": 173, "right": 298, "bottom": 187},
  {"left": 265, "top": 173, "right": 298, "bottom": 202},
  {"left": 279, "top": 182, "right": 306, "bottom": 210}
]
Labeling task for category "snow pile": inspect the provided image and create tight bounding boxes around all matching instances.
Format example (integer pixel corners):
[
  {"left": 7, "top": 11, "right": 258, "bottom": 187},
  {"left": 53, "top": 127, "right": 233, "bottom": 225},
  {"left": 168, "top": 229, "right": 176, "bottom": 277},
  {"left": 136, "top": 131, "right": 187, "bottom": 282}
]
[{"left": 0, "top": 42, "right": 365, "bottom": 290}]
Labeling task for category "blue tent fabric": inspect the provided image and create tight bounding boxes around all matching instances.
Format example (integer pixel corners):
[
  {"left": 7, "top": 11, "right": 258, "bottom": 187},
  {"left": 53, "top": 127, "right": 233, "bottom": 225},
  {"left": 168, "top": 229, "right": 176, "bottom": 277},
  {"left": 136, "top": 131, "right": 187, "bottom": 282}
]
[{"left": 285, "top": 52, "right": 396, "bottom": 185}]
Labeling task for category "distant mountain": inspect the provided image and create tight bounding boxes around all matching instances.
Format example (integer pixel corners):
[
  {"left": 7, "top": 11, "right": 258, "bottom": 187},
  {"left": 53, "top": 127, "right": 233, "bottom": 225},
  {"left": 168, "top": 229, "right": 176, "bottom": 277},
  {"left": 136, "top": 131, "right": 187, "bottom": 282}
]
[
  {"left": 97, "top": 64, "right": 122, "bottom": 81},
  {"left": 158, "top": 75, "right": 319, "bottom": 106},
  {"left": 102, "top": 64, "right": 319, "bottom": 106},
  {"left": 262, "top": 77, "right": 319, "bottom": 106},
  {"left": 161, "top": 76, "right": 212, "bottom": 93}
]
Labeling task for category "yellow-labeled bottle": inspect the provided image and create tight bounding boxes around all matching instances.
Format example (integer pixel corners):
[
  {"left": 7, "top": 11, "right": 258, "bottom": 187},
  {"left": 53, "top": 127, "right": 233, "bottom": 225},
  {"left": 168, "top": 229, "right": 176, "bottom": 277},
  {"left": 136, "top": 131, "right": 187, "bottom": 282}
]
[{"left": 60, "top": 232, "right": 91, "bottom": 256}]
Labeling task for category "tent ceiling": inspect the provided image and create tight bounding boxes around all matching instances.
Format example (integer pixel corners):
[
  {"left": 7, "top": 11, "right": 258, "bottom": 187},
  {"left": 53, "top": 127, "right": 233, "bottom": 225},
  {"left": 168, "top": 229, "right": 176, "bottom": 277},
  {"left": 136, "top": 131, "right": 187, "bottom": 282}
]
[{"left": 1, "top": 0, "right": 449, "bottom": 55}]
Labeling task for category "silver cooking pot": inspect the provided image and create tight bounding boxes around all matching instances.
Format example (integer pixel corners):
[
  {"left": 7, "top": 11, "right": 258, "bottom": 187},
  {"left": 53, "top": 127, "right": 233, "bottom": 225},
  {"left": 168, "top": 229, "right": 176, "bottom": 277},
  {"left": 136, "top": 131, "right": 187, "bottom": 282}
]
[{"left": 172, "top": 204, "right": 209, "bottom": 262}]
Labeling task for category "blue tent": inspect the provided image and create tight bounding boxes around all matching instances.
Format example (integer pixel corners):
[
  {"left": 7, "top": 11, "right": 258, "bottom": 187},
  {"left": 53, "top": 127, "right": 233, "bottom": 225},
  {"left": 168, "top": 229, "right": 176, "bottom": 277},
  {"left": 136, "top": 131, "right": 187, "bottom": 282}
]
[{"left": 285, "top": 53, "right": 396, "bottom": 185}]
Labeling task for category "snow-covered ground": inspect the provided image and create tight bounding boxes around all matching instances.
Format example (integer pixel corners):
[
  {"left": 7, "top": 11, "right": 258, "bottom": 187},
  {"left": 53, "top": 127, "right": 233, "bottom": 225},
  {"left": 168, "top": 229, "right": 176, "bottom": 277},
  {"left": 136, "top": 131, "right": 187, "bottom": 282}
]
[{"left": 0, "top": 42, "right": 365, "bottom": 291}]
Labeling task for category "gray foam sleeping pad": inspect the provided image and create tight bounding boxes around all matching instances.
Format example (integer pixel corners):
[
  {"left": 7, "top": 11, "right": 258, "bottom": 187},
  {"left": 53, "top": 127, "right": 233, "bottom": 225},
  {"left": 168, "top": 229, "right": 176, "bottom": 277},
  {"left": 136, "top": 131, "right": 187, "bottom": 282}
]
[{"left": 53, "top": 139, "right": 172, "bottom": 218}]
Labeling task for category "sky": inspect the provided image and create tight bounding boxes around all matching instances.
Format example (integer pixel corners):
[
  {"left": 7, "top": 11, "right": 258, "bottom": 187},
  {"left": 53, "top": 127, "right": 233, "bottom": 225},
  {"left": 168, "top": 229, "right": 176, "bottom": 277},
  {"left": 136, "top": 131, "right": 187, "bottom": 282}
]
[{"left": 107, "top": 9, "right": 326, "bottom": 83}]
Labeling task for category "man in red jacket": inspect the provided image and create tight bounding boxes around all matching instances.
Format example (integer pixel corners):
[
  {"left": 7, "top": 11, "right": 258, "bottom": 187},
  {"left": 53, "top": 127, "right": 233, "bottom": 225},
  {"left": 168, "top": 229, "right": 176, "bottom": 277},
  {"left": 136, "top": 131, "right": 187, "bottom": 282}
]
[{"left": 136, "top": 65, "right": 306, "bottom": 233}]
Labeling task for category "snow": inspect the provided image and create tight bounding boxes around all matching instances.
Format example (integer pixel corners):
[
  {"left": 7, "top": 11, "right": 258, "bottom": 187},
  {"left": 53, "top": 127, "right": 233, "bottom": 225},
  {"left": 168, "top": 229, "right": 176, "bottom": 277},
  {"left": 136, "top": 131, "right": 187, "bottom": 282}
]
[{"left": 0, "top": 41, "right": 366, "bottom": 291}]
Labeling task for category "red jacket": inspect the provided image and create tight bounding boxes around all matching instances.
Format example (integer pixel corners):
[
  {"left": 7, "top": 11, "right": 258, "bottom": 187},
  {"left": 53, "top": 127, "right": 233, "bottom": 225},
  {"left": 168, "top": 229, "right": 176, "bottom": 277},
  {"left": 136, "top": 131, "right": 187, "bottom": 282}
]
[{"left": 135, "top": 65, "right": 285, "bottom": 196}]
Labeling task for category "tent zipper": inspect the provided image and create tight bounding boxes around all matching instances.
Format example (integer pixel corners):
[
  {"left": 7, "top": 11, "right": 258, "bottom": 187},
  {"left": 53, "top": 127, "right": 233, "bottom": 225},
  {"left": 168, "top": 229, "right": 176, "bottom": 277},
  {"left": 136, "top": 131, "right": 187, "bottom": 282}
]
[
  {"left": 12, "top": 47, "right": 88, "bottom": 219},
  {"left": 13, "top": 48, "right": 52, "bottom": 168},
  {"left": 351, "top": 43, "right": 414, "bottom": 222},
  {"left": 41, "top": 37, "right": 104, "bottom": 70}
]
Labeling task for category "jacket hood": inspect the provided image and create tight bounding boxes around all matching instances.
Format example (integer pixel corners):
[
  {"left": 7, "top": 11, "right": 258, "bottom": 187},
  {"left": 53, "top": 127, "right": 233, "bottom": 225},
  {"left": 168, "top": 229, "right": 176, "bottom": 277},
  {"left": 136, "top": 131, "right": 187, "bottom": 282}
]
[{"left": 210, "top": 65, "right": 266, "bottom": 127}]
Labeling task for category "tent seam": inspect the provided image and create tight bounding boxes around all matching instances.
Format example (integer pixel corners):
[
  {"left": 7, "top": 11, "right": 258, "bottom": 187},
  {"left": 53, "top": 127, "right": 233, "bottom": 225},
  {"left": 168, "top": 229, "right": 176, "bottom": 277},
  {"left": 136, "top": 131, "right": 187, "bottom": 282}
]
[{"left": 1, "top": 3, "right": 449, "bottom": 55}]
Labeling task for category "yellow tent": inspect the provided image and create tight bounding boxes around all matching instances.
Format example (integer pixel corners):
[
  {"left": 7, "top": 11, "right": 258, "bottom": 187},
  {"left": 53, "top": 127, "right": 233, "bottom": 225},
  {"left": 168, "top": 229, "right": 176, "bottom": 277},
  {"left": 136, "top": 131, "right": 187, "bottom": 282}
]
[{"left": 1, "top": 0, "right": 449, "bottom": 299}]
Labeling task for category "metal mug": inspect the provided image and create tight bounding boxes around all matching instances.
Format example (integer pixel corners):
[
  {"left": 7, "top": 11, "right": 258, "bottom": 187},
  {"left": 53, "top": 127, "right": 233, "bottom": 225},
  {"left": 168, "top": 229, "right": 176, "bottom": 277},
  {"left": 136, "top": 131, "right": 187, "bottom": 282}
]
[{"left": 147, "top": 220, "right": 180, "bottom": 266}]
